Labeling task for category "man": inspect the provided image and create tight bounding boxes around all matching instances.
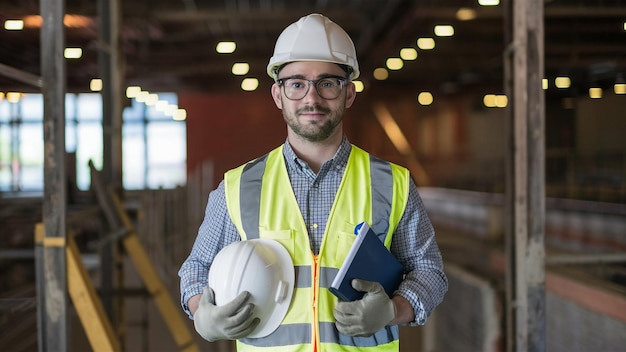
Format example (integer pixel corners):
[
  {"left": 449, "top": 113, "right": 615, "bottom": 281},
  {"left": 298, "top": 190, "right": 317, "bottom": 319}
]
[{"left": 179, "top": 13, "right": 447, "bottom": 352}]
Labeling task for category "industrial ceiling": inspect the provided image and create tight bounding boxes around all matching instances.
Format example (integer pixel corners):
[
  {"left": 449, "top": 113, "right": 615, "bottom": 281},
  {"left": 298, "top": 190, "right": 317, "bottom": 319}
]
[{"left": 1, "top": 0, "right": 625, "bottom": 97}]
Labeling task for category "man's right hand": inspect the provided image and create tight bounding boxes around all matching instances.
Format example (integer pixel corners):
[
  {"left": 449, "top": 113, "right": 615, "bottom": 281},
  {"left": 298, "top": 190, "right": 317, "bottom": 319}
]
[{"left": 193, "top": 286, "right": 260, "bottom": 342}]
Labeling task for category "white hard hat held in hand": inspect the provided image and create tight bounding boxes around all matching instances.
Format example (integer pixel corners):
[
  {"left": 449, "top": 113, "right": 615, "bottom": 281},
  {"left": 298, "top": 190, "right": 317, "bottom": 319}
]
[
  {"left": 208, "top": 239, "right": 295, "bottom": 338},
  {"left": 267, "top": 13, "right": 360, "bottom": 80}
]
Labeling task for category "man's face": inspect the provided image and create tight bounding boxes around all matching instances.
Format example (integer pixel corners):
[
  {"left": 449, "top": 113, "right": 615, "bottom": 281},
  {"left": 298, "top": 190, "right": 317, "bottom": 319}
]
[{"left": 271, "top": 61, "right": 356, "bottom": 143}]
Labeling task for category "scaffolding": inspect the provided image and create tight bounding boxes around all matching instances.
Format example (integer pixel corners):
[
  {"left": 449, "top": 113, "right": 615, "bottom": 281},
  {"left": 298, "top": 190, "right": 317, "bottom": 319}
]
[{"left": 0, "top": 0, "right": 196, "bottom": 350}]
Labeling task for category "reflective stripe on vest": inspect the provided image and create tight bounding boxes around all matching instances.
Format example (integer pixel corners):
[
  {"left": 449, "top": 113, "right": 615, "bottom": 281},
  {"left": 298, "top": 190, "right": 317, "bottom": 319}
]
[{"left": 224, "top": 145, "right": 409, "bottom": 352}]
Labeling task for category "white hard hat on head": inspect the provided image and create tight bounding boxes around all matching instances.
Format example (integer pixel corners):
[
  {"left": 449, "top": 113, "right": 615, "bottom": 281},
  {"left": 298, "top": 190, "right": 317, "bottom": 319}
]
[
  {"left": 208, "top": 239, "right": 294, "bottom": 338},
  {"left": 267, "top": 13, "right": 360, "bottom": 80}
]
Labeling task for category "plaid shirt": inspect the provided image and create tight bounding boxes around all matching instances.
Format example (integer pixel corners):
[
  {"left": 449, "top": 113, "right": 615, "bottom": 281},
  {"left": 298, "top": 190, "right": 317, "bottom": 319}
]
[{"left": 179, "top": 136, "right": 447, "bottom": 324}]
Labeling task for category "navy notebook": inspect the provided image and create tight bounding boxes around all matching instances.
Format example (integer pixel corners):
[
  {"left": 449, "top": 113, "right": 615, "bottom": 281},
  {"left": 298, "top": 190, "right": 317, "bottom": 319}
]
[{"left": 329, "top": 222, "right": 404, "bottom": 301}]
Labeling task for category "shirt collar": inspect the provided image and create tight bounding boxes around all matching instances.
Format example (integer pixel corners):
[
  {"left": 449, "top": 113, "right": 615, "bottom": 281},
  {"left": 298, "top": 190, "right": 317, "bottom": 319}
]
[{"left": 283, "top": 135, "right": 352, "bottom": 172}]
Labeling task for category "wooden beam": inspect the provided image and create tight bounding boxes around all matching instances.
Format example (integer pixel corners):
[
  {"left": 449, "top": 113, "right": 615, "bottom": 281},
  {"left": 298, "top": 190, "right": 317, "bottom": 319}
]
[
  {"left": 504, "top": 0, "right": 546, "bottom": 351},
  {"left": 66, "top": 231, "right": 121, "bottom": 351},
  {"left": 0, "top": 62, "right": 42, "bottom": 88},
  {"left": 98, "top": 0, "right": 124, "bottom": 332},
  {"left": 99, "top": 0, "right": 123, "bottom": 190},
  {"left": 37, "top": 0, "right": 68, "bottom": 350}
]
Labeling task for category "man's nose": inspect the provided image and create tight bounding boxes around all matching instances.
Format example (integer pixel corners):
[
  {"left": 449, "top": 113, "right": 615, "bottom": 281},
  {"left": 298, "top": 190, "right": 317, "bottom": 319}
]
[{"left": 302, "top": 82, "right": 324, "bottom": 102}]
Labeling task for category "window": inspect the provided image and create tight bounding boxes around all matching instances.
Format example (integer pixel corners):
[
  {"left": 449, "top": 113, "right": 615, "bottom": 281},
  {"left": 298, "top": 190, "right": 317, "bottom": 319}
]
[{"left": 0, "top": 93, "right": 186, "bottom": 192}]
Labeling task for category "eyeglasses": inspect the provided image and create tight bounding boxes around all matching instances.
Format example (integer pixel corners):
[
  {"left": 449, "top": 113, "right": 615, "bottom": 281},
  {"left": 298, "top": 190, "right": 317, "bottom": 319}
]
[{"left": 277, "top": 76, "right": 347, "bottom": 100}]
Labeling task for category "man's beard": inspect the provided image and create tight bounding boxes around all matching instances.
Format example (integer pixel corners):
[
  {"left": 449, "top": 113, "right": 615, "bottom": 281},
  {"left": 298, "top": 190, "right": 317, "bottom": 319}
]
[{"left": 284, "top": 104, "right": 344, "bottom": 142}]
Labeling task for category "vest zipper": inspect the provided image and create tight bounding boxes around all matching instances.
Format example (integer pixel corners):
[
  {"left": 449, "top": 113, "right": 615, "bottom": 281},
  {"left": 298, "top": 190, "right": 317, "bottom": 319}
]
[{"left": 312, "top": 253, "right": 319, "bottom": 352}]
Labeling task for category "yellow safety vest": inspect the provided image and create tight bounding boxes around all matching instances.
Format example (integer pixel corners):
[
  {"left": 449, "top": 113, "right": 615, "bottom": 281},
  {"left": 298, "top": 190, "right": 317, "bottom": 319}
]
[{"left": 224, "top": 145, "right": 410, "bottom": 352}]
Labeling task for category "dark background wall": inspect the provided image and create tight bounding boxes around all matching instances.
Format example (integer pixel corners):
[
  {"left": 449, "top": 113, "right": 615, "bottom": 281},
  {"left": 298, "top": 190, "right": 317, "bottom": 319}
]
[{"left": 182, "top": 86, "right": 626, "bottom": 202}]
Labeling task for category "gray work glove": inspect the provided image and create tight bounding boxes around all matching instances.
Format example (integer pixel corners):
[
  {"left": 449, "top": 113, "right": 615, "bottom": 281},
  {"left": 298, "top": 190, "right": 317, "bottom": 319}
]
[
  {"left": 333, "top": 279, "right": 397, "bottom": 337},
  {"left": 193, "top": 286, "right": 260, "bottom": 342}
]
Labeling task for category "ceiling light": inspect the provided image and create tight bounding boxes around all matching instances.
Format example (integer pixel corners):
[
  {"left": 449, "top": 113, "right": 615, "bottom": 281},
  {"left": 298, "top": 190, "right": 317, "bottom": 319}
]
[
  {"left": 589, "top": 87, "right": 602, "bottom": 99},
  {"left": 241, "top": 78, "right": 259, "bottom": 91},
  {"left": 135, "top": 91, "right": 150, "bottom": 103},
  {"left": 0, "top": 92, "right": 4, "bottom": 102},
  {"left": 484, "top": 94, "right": 496, "bottom": 108},
  {"left": 417, "top": 38, "right": 435, "bottom": 50},
  {"left": 145, "top": 94, "right": 159, "bottom": 106},
  {"left": 64, "top": 47, "right": 82, "bottom": 59},
  {"left": 90, "top": 78, "right": 102, "bottom": 92},
  {"left": 483, "top": 94, "right": 507, "bottom": 108},
  {"left": 400, "top": 48, "right": 418, "bottom": 60},
  {"left": 6, "top": 92, "right": 23, "bottom": 103},
  {"left": 478, "top": 0, "right": 500, "bottom": 6},
  {"left": 173, "top": 109, "right": 187, "bottom": 121},
  {"left": 623, "top": 21, "right": 626, "bottom": 31},
  {"left": 555, "top": 76, "right": 571, "bottom": 89},
  {"left": 23, "top": 15, "right": 42, "bottom": 28},
  {"left": 4, "top": 20, "right": 24, "bottom": 31},
  {"left": 353, "top": 80, "right": 364, "bottom": 93},
  {"left": 216, "top": 41, "right": 236, "bottom": 54},
  {"left": 542, "top": 78, "right": 548, "bottom": 90},
  {"left": 386, "top": 58, "right": 403, "bottom": 70},
  {"left": 373, "top": 68, "right": 389, "bottom": 80},
  {"left": 495, "top": 95, "right": 508, "bottom": 107},
  {"left": 164, "top": 104, "right": 178, "bottom": 116},
  {"left": 63, "top": 15, "right": 93, "bottom": 28},
  {"left": 417, "top": 92, "right": 433, "bottom": 106},
  {"left": 22, "top": 15, "right": 92, "bottom": 28},
  {"left": 156, "top": 100, "right": 169, "bottom": 111},
  {"left": 434, "top": 25, "right": 454, "bottom": 37},
  {"left": 456, "top": 8, "right": 477, "bottom": 21},
  {"left": 231, "top": 63, "right": 249, "bottom": 75},
  {"left": 126, "top": 86, "right": 141, "bottom": 98}
]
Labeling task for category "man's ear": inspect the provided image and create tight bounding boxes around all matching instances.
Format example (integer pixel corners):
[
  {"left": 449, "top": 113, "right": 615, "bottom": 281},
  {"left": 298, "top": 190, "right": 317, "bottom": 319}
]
[
  {"left": 345, "top": 81, "right": 357, "bottom": 109},
  {"left": 271, "top": 83, "right": 283, "bottom": 109}
]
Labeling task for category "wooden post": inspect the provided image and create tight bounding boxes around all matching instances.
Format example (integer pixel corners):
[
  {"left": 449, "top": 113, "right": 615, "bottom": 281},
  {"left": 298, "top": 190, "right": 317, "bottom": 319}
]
[
  {"left": 99, "top": 0, "right": 123, "bottom": 189},
  {"left": 98, "top": 0, "right": 124, "bottom": 330},
  {"left": 505, "top": 0, "right": 546, "bottom": 351},
  {"left": 37, "top": 0, "right": 68, "bottom": 350}
]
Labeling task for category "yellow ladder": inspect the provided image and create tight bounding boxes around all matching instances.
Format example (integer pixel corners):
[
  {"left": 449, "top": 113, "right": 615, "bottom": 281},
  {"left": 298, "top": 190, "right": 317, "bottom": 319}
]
[{"left": 35, "top": 223, "right": 121, "bottom": 351}]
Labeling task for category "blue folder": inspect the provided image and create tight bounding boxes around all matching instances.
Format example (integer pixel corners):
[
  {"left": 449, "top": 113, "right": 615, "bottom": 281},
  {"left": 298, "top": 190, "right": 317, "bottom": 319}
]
[{"left": 329, "top": 222, "right": 405, "bottom": 301}]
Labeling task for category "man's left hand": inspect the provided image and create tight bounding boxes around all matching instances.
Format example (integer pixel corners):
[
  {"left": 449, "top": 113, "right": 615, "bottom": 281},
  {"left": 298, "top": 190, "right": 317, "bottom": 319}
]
[{"left": 333, "top": 279, "right": 396, "bottom": 337}]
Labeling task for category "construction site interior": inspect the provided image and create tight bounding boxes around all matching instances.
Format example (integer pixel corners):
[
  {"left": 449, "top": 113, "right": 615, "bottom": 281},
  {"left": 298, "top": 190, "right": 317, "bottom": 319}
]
[{"left": 1, "top": 0, "right": 625, "bottom": 351}]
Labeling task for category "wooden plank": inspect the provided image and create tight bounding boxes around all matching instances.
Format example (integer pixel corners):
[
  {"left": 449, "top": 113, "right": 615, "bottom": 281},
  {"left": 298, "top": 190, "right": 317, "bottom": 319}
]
[
  {"left": 546, "top": 271, "right": 626, "bottom": 323},
  {"left": 66, "top": 233, "right": 121, "bottom": 351},
  {"left": 441, "top": 228, "right": 626, "bottom": 325}
]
